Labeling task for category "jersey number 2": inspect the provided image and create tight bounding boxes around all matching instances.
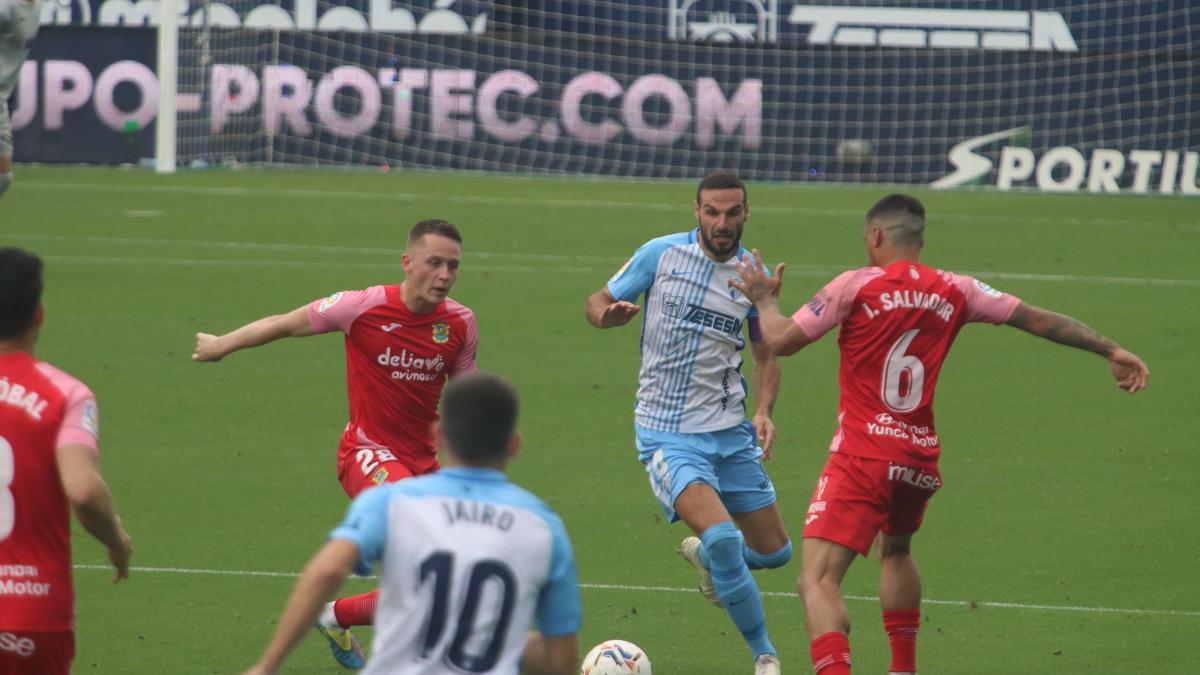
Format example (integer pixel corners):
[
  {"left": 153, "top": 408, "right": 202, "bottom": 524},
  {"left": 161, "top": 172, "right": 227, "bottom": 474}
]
[
  {"left": 418, "top": 551, "right": 517, "bottom": 672},
  {"left": 0, "top": 437, "right": 14, "bottom": 541},
  {"left": 881, "top": 329, "right": 926, "bottom": 413}
]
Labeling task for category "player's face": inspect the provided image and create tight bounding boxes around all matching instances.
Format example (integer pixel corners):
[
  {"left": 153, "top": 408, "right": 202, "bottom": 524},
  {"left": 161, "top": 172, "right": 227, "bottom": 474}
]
[
  {"left": 402, "top": 234, "right": 461, "bottom": 309},
  {"left": 694, "top": 188, "right": 748, "bottom": 261}
]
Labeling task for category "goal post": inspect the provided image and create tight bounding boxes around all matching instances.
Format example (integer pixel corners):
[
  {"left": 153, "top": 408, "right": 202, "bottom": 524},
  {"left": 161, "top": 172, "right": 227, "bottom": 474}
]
[{"left": 154, "top": 0, "right": 178, "bottom": 174}]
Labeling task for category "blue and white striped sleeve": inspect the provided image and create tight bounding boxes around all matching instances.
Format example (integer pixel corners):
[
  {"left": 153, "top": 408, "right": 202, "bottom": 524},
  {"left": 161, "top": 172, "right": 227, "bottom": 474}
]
[
  {"left": 606, "top": 240, "right": 664, "bottom": 303},
  {"left": 329, "top": 485, "right": 394, "bottom": 576},
  {"left": 535, "top": 513, "right": 582, "bottom": 636}
]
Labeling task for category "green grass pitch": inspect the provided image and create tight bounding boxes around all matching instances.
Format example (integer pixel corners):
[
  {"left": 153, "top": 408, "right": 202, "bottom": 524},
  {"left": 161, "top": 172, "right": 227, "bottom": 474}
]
[{"left": 3, "top": 166, "right": 1199, "bottom": 673}]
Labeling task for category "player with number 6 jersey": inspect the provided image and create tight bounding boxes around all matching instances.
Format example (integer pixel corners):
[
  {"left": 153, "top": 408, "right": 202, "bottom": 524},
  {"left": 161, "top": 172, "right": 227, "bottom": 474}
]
[{"left": 731, "top": 194, "right": 1148, "bottom": 675}]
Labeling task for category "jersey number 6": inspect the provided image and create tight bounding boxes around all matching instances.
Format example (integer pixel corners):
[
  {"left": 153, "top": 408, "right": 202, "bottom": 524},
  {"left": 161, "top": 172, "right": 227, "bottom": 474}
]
[{"left": 881, "top": 329, "right": 926, "bottom": 414}]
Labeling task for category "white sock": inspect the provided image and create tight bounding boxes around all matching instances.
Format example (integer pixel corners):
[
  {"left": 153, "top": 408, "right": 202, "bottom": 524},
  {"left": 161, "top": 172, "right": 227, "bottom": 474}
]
[{"left": 318, "top": 601, "right": 342, "bottom": 629}]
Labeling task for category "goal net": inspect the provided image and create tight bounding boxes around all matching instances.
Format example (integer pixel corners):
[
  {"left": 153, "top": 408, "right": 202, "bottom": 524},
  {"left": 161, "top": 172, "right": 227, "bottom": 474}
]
[{"left": 167, "top": 0, "right": 1200, "bottom": 192}]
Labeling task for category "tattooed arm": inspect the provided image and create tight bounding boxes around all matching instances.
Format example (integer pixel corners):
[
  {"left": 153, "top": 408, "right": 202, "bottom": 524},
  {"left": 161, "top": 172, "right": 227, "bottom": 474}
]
[{"left": 1005, "top": 302, "right": 1150, "bottom": 394}]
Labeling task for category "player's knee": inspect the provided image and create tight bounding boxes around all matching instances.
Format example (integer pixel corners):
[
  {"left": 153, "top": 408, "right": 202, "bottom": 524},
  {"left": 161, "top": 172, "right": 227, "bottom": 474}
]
[
  {"left": 879, "top": 534, "right": 912, "bottom": 559},
  {"left": 699, "top": 521, "right": 744, "bottom": 571},
  {"left": 745, "top": 539, "right": 792, "bottom": 569},
  {"left": 0, "top": 172, "right": 12, "bottom": 200}
]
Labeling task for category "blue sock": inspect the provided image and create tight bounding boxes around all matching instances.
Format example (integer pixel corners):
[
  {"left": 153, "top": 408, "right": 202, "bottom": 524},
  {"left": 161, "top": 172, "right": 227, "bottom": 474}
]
[
  {"left": 700, "top": 522, "right": 776, "bottom": 659},
  {"left": 743, "top": 539, "right": 792, "bottom": 570}
]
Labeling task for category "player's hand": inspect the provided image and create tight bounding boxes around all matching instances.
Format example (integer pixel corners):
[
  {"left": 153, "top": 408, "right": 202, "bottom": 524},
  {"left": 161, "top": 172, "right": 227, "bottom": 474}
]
[
  {"left": 599, "top": 301, "right": 641, "bottom": 328},
  {"left": 753, "top": 413, "right": 777, "bottom": 460},
  {"left": 193, "top": 332, "right": 225, "bottom": 362},
  {"left": 730, "top": 249, "right": 786, "bottom": 305},
  {"left": 109, "top": 521, "right": 133, "bottom": 584},
  {"left": 242, "top": 666, "right": 275, "bottom": 675},
  {"left": 1109, "top": 348, "right": 1149, "bottom": 395}
]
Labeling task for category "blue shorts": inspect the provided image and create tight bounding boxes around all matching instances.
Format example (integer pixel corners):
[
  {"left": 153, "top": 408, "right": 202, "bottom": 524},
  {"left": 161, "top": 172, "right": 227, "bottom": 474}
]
[{"left": 636, "top": 421, "right": 777, "bottom": 523}]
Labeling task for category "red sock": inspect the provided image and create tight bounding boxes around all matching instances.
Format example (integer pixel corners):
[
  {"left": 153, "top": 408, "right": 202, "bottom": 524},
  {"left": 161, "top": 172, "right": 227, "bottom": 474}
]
[
  {"left": 810, "top": 631, "right": 851, "bottom": 674},
  {"left": 883, "top": 608, "right": 921, "bottom": 673},
  {"left": 333, "top": 589, "right": 380, "bottom": 627}
]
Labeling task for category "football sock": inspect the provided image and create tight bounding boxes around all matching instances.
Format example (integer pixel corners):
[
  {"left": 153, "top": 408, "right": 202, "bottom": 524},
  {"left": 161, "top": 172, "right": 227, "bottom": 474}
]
[
  {"left": 333, "top": 589, "right": 380, "bottom": 627},
  {"left": 318, "top": 601, "right": 340, "bottom": 629},
  {"left": 0, "top": 172, "right": 12, "bottom": 200},
  {"left": 700, "top": 522, "right": 776, "bottom": 659},
  {"left": 810, "top": 631, "right": 852, "bottom": 674},
  {"left": 743, "top": 539, "right": 792, "bottom": 570},
  {"left": 883, "top": 608, "right": 921, "bottom": 673}
]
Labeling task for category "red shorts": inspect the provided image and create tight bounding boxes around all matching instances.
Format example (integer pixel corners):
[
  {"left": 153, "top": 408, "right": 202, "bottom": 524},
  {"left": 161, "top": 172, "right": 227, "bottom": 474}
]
[
  {"left": 0, "top": 631, "right": 73, "bottom": 675},
  {"left": 802, "top": 452, "right": 942, "bottom": 556},
  {"left": 336, "top": 436, "right": 435, "bottom": 498}
]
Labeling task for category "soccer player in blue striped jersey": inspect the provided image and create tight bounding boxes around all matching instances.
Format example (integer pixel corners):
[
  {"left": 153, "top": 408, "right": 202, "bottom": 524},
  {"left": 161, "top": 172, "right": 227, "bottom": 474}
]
[
  {"left": 585, "top": 170, "right": 790, "bottom": 675},
  {"left": 243, "top": 372, "right": 580, "bottom": 675}
]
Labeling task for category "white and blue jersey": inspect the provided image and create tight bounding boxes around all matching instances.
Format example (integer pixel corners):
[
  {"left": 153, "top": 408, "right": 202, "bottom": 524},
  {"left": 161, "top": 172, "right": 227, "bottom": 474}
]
[
  {"left": 608, "top": 229, "right": 759, "bottom": 434},
  {"left": 330, "top": 467, "right": 581, "bottom": 675}
]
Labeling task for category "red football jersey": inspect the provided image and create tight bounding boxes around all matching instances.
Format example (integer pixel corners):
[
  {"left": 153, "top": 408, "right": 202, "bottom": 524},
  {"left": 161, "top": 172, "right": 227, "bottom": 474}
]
[
  {"left": 307, "top": 285, "right": 478, "bottom": 475},
  {"left": 0, "top": 353, "right": 99, "bottom": 632},
  {"left": 792, "top": 261, "right": 1020, "bottom": 467}
]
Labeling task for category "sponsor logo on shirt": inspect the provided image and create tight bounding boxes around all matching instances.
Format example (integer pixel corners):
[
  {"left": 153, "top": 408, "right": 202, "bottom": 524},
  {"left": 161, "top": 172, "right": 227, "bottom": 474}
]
[
  {"left": 432, "top": 322, "right": 451, "bottom": 344},
  {"left": 376, "top": 347, "right": 446, "bottom": 381},
  {"left": 681, "top": 305, "right": 742, "bottom": 335},
  {"left": 806, "top": 293, "right": 828, "bottom": 317},
  {"left": 380, "top": 323, "right": 404, "bottom": 332},
  {"left": 82, "top": 399, "right": 99, "bottom": 437},
  {"left": 610, "top": 258, "right": 633, "bottom": 283},
  {"left": 318, "top": 292, "right": 344, "bottom": 313},
  {"left": 974, "top": 279, "right": 1003, "bottom": 298}
]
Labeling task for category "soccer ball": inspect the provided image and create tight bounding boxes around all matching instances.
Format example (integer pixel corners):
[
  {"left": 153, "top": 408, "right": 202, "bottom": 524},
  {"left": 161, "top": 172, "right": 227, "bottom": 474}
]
[{"left": 580, "top": 639, "right": 651, "bottom": 675}]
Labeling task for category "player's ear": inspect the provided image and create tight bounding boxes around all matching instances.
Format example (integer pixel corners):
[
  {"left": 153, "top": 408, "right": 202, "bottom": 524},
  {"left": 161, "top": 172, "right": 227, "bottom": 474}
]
[
  {"left": 505, "top": 430, "right": 522, "bottom": 460},
  {"left": 33, "top": 304, "right": 44, "bottom": 328}
]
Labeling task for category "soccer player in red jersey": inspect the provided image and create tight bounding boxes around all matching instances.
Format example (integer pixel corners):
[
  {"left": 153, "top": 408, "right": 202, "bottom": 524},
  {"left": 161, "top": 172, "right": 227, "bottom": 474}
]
[
  {"left": 193, "top": 220, "right": 478, "bottom": 668},
  {"left": 0, "top": 247, "right": 134, "bottom": 675},
  {"left": 731, "top": 195, "right": 1149, "bottom": 675}
]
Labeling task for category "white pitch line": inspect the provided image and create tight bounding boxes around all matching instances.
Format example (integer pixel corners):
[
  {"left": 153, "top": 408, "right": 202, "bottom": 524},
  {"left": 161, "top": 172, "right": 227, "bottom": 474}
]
[
  {"left": 36, "top": 254, "right": 605, "bottom": 275},
  {"left": 23, "top": 249, "right": 1200, "bottom": 289},
  {"left": 18, "top": 180, "right": 1199, "bottom": 229},
  {"left": 72, "top": 564, "right": 1200, "bottom": 618}
]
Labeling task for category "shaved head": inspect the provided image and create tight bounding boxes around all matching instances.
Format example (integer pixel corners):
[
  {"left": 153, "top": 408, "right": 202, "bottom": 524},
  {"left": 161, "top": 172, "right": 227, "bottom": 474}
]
[{"left": 865, "top": 194, "right": 925, "bottom": 247}]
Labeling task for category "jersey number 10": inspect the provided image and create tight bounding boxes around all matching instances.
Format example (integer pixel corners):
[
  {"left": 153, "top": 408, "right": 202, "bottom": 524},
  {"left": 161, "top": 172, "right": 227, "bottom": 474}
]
[{"left": 418, "top": 551, "right": 518, "bottom": 672}]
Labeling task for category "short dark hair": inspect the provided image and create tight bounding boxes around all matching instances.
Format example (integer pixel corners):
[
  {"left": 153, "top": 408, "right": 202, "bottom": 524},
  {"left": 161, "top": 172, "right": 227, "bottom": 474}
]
[
  {"left": 440, "top": 372, "right": 519, "bottom": 465},
  {"left": 696, "top": 170, "right": 747, "bottom": 205},
  {"left": 0, "top": 247, "right": 44, "bottom": 340},
  {"left": 865, "top": 193, "right": 925, "bottom": 246},
  {"left": 408, "top": 219, "right": 462, "bottom": 246}
]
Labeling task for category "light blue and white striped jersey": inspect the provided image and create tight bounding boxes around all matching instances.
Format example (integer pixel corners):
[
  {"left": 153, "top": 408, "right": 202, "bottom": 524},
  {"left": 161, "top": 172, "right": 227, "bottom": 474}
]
[
  {"left": 330, "top": 467, "right": 581, "bottom": 675},
  {"left": 607, "top": 229, "right": 760, "bottom": 433}
]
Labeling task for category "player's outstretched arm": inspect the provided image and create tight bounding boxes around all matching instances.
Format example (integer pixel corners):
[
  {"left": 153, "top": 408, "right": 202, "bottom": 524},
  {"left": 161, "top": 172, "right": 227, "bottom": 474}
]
[
  {"left": 244, "top": 539, "right": 358, "bottom": 675},
  {"left": 585, "top": 287, "right": 641, "bottom": 329},
  {"left": 194, "top": 305, "right": 317, "bottom": 362},
  {"left": 1005, "top": 302, "right": 1150, "bottom": 394},
  {"left": 521, "top": 633, "right": 579, "bottom": 675},
  {"left": 730, "top": 250, "right": 813, "bottom": 356},
  {"left": 56, "top": 444, "right": 133, "bottom": 583}
]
